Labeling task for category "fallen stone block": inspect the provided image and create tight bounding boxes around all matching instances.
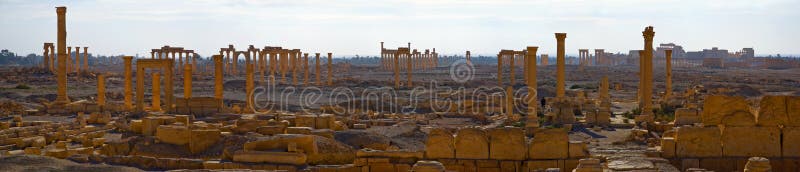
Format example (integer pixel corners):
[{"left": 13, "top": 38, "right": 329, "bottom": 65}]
[
  {"left": 783, "top": 127, "right": 800, "bottom": 157},
  {"left": 660, "top": 137, "right": 676, "bottom": 158},
  {"left": 155, "top": 125, "right": 190, "bottom": 145},
  {"left": 425, "top": 128, "right": 455, "bottom": 159},
  {"left": 701, "top": 95, "right": 754, "bottom": 126},
  {"left": 130, "top": 120, "right": 142, "bottom": 133},
  {"left": 286, "top": 127, "right": 313, "bottom": 135},
  {"left": 87, "top": 112, "right": 111, "bottom": 124},
  {"left": 356, "top": 148, "right": 424, "bottom": 159},
  {"left": 788, "top": 96, "right": 800, "bottom": 127},
  {"left": 311, "top": 129, "right": 335, "bottom": 139},
  {"left": 189, "top": 129, "right": 221, "bottom": 154},
  {"left": 315, "top": 114, "right": 335, "bottom": 129},
  {"left": 676, "top": 126, "right": 722, "bottom": 157},
  {"left": 232, "top": 118, "right": 267, "bottom": 134},
  {"left": 102, "top": 136, "right": 135, "bottom": 156},
  {"left": 24, "top": 147, "right": 41, "bottom": 155},
  {"left": 568, "top": 141, "right": 588, "bottom": 158},
  {"left": 757, "top": 96, "right": 789, "bottom": 126},
  {"left": 232, "top": 150, "right": 307, "bottom": 165},
  {"left": 674, "top": 108, "right": 700, "bottom": 126},
  {"left": 722, "top": 126, "right": 780, "bottom": 157},
  {"left": 256, "top": 125, "right": 286, "bottom": 135},
  {"left": 454, "top": 128, "right": 489, "bottom": 159},
  {"left": 142, "top": 116, "right": 176, "bottom": 136},
  {"left": 243, "top": 134, "right": 318, "bottom": 154},
  {"left": 295, "top": 115, "right": 317, "bottom": 128},
  {"left": 488, "top": 127, "right": 526, "bottom": 160},
  {"left": 526, "top": 160, "right": 560, "bottom": 172},
  {"left": 15, "top": 136, "right": 45, "bottom": 148},
  {"left": 528, "top": 128, "right": 568, "bottom": 160},
  {"left": 45, "top": 148, "right": 72, "bottom": 159}
]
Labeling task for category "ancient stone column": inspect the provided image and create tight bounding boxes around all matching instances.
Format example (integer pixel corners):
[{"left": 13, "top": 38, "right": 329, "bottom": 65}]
[
  {"left": 225, "top": 50, "right": 231, "bottom": 75},
  {"left": 497, "top": 53, "right": 503, "bottom": 85},
  {"left": 231, "top": 51, "right": 239, "bottom": 76},
  {"left": 600, "top": 76, "right": 609, "bottom": 100},
  {"left": 49, "top": 45, "right": 55, "bottom": 72},
  {"left": 526, "top": 46, "right": 538, "bottom": 128},
  {"left": 665, "top": 49, "right": 673, "bottom": 98},
  {"left": 97, "top": 74, "right": 105, "bottom": 107},
  {"left": 184, "top": 64, "right": 192, "bottom": 99},
  {"left": 578, "top": 49, "right": 585, "bottom": 69},
  {"left": 152, "top": 73, "right": 161, "bottom": 111},
  {"left": 506, "top": 86, "right": 514, "bottom": 118},
  {"left": 555, "top": 33, "right": 567, "bottom": 98},
  {"left": 269, "top": 52, "right": 277, "bottom": 83},
  {"left": 327, "top": 53, "right": 333, "bottom": 86},
  {"left": 123, "top": 56, "right": 133, "bottom": 109},
  {"left": 82, "top": 47, "right": 88, "bottom": 72},
  {"left": 303, "top": 53, "right": 309, "bottom": 86},
  {"left": 178, "top": 51, "right": 184, "bottom": 74},
  {"left": 509, "top": 53, "right": 515, "bottom": 85},
  {"left": 213, "top": 55, "right": 224, "bottom": 103},
  {"left": 638, "top": 50, "right": 644, "bottom": 107},
  {"left": 466, "top": 51, "right": 471, "bottom": 65},
  {"left": 191, "top": 52, "right": 197, "bottom": 74},
  {"left": 67, "top": 46, "right": 72, "bottom": 73},
  {"left": 42, "top": 43, "right": 50, "bottom": 70},
  {"left": 292, "top": 51, "right": 299, "bottom": 85},
  {"left": 55, "top": 7, "right": 70, "bottom": 104},
  {"left": 641, "top": 26, "right": 655, "bottom": 119},
  {"left": 315, "top": 53, "right": 321, "bottom": 86},
  {"left": 164, "top": 59, "right": 175, "bottom": 113},
  {"left": 394, "top": 53, "right": 400, "bottom": 88},
  {"left": 595, "top": 49, "right": 604, "bottom": 66},
  {"left": 259, "top": 51, "right": 265, "bottom": 74},
  {"left": 407, "top": 52, "right": 413, "bottom": 87},
  {"left": 541, "top": 54, "right": 548, "bottom": 66},
  {"left": 245, "top": 53, "right": 254, "bottom": 111},
  {"left": 281, "top": 51, "right": 288, "bottom": 83}
]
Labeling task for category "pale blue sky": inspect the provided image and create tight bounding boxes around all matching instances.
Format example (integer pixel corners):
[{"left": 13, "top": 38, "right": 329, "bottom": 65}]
[{"left": 1, "top": 0, "right": 798, "bottom": 57}]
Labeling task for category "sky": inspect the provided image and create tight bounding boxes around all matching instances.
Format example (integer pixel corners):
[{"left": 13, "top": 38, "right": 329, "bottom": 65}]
[{"left": 1, "top": 0, "right": 798, "bottom": 57}]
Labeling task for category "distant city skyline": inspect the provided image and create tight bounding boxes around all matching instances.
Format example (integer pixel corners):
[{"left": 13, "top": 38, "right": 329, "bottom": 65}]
[{"left": 1, "top": 0, "right": 798, "bottom": 57}]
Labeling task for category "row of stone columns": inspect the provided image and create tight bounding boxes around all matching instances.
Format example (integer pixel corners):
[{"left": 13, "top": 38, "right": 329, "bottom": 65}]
[
  {"left": 221, "top": 46, "right": 333, "bottom": 87},
  {"left": 61, "top": 46, "right": 90, "bottom": 73},
  {"left": 577, "top": 49, "right": 615, "bottom": 67},
  {"left": 594, "top": 49, "right": 606, "bottom": 66},
  {"left": 151, "top": 46, "right": 195, "bottom": 74},
  {"left": 578, "top": 49, "right": 590, "bottom": 69},
  {"left": 383, "top": 50, "right": 437, "bottom": 71},
  {"left": 380, "top": 42, "right": 438, "bottom": 71},
  {"left": 496, "top": 50, "right": 527, "bottom": 86},
  {"left": 42, "top": 43, "right": 54, "bottom": 72}
]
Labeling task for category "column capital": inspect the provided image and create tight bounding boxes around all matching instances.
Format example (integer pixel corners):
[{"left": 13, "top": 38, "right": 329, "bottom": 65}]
[
  {"left": 56, "top": 6, "right": 66, "bottom": 14},
  {"left": 526, "top": 46, "right": 539, "bottom": 52},
  {"left": 642, "top": 26, "right": 655, "bottom": 39},
  {"left": 555, "top": 33, "right": 567, "bottom": 40}
]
